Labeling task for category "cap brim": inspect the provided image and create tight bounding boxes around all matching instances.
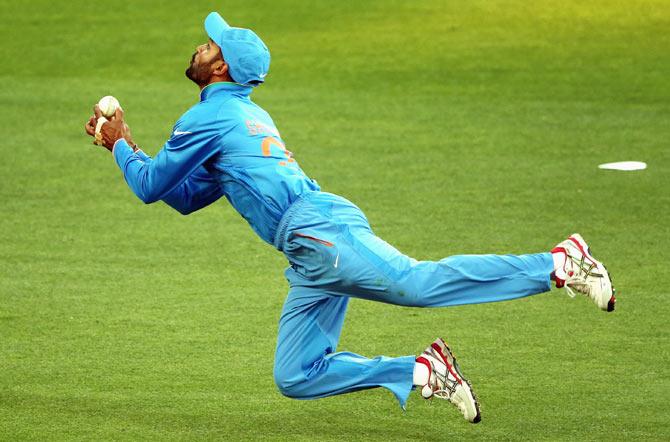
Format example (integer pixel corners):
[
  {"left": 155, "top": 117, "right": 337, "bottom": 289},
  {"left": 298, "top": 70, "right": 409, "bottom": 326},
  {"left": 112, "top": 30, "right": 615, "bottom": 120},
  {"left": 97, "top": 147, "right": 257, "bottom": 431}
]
[{"left": 205, "top": 12, "right": 230, "bottom": 43}]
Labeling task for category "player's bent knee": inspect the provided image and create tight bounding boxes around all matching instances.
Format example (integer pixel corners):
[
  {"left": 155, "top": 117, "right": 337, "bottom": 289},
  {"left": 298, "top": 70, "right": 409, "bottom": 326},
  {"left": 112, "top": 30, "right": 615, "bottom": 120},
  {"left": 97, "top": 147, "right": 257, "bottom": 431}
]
[
  {"left": 273, "top": 364, "right": 306, "bottom": 398},
  {"left": 273, "top": 372, "right": 303, "bottom": 398}
]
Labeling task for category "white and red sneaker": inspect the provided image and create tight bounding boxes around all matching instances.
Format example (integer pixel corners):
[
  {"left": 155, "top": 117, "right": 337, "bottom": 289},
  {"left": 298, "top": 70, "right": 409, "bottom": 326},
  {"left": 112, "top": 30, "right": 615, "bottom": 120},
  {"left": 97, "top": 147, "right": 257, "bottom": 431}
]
[
  {"left": 417, "top": 338, "right": 481, "bottom": 423},
  {"left": 552, "top": 233, "right": 616, "bottom": 312}
]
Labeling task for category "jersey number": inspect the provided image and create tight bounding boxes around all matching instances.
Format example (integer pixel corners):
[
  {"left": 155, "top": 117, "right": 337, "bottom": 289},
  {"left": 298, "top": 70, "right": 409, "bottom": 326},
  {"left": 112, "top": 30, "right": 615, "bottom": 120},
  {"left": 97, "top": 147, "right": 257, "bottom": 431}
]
[{"left": 261, "top": 136, "right": 296, "bottom": 167}]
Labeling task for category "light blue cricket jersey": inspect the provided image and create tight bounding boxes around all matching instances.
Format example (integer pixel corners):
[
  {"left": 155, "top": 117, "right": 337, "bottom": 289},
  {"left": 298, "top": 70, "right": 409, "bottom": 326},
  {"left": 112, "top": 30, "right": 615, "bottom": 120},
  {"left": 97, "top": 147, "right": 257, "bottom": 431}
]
[{"left": 113, "top": 82, "right": 320, "bottom": 244}]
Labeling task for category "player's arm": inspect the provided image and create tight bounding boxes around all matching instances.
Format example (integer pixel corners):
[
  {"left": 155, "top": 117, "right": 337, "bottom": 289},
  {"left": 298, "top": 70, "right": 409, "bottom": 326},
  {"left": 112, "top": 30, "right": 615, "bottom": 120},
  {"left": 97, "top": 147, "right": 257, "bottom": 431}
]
[
  {"left": 129, "top": 150, "right": 223, "bottom": 215},
  {"left": 114, "top": 134, "right": 220, "bottom": 205},
  {"left": 90, "top": 107, "right": 221, "bottom": 206},
  {"left": 162, "top": 168, "right": 223, "bottom": 214}
]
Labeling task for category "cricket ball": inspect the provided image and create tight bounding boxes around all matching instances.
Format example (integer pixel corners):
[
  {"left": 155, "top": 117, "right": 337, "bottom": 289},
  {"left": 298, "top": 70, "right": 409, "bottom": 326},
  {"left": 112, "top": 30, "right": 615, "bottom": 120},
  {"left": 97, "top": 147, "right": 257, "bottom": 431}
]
[{"left": 98, "top": 95, "right": 120, "bottom": 118}]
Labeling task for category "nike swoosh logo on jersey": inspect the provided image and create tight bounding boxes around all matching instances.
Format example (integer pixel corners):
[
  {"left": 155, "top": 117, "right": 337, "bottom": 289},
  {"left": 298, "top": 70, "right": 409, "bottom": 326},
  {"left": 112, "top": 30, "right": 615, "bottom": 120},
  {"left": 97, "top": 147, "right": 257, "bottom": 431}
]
[{"left": 173, "top": 130, "right": 192, "bottom": 136}]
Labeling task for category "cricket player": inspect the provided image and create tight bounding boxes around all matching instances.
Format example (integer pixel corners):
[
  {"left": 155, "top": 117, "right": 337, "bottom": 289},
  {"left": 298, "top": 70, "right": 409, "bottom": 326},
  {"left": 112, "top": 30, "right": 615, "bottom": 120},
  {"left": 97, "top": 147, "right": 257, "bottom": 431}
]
[{"left": 84, "top": 12, "right": 616, "bottom": 423}]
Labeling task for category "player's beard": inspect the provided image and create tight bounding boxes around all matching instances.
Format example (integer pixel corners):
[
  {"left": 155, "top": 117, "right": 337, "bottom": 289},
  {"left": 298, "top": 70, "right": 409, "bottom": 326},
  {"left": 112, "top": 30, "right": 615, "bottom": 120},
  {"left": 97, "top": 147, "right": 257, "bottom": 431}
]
[{"left": 185, "top": 52, "right": 217, "bottom": 87}]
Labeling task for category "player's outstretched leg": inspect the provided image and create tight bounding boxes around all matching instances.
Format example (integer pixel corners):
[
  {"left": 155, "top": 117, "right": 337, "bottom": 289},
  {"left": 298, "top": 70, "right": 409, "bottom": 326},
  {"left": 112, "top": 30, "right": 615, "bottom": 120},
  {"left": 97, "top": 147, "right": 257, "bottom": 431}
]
[
  {"left": 415, "top": 338, "right": 481, "bottom": 423},
  {"left": 551, "top": 233, "right": 616, "bottom": 311},
  {"left": 273, "top": 287, "right": 480, "bottom": 420},
  {"left": 273, "top": 283, "right": 415, "bottom": 407}
]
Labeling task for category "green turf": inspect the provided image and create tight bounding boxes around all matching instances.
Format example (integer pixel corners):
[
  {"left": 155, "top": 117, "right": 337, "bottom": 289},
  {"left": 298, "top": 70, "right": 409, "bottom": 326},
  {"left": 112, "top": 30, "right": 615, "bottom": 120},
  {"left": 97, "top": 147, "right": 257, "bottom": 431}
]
[{"left": 1, "top": 0, "right": 669, "bottom": 440}]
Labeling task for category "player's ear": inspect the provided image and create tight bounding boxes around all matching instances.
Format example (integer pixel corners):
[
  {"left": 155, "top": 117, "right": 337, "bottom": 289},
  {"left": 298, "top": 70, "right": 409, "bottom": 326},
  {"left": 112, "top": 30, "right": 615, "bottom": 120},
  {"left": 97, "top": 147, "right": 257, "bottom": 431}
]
[{"left": 212, "top": 60, "right": 228, "bottom": 77}]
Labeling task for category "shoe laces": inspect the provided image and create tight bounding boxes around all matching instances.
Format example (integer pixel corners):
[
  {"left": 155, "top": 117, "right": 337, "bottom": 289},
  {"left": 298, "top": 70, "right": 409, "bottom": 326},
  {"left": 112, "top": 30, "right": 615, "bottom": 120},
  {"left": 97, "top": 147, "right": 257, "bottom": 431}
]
[
  {"left": 424, "top": 347, "right": 459, "bottom": 400},
  {"left": 564, "top": 254, "right": 603, "bottom": 299}
]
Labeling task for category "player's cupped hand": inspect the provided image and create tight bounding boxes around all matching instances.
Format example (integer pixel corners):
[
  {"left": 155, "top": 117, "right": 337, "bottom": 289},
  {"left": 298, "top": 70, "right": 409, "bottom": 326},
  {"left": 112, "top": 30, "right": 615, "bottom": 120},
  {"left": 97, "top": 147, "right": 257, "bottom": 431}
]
[
  {"left": 83, "top": 104, "right": 103, "bottom": 137},
  {"left": 84, "top": 105, "right": 136, "bottom": 152}
]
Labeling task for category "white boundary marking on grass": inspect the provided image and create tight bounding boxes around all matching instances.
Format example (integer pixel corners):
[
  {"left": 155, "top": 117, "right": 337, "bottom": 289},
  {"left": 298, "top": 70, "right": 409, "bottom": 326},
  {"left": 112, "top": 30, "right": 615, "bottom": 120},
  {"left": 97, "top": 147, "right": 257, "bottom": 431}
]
[{"left": 598, "top": 161, "right": 647, "bottom": 171}]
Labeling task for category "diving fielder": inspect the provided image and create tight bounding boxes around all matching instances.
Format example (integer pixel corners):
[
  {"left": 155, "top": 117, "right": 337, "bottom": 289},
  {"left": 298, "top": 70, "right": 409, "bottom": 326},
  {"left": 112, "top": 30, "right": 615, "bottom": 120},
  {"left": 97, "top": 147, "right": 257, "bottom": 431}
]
[{"left": 84, "top": 12, "right": 616, "bottom": 423}]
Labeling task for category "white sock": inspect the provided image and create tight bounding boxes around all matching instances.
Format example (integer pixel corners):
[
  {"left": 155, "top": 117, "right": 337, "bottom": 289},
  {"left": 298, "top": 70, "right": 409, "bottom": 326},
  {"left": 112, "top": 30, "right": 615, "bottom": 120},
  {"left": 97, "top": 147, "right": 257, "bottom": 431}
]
[
  {"left": 413, "top": 360, "right": 430, "bottom": 386},
  {"left": 552, "top": 250, "right": 567, "bottom": 279}
]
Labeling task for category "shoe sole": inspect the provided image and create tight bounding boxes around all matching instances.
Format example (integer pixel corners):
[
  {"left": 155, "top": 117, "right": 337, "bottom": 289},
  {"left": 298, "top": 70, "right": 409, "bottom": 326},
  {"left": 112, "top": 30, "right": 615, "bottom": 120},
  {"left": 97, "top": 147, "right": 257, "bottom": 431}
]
[
  {"left": 569, "top": 234, "right": 616, "bottom": 312},
  {"left": 436, "top": 339, "right": 482, "bottom": 423},
  {"left": 603, "top": 264, "right": 616, "bottom": 312},
  {"left": 461, "top": 377, "right": 482, "bottom": 424}
]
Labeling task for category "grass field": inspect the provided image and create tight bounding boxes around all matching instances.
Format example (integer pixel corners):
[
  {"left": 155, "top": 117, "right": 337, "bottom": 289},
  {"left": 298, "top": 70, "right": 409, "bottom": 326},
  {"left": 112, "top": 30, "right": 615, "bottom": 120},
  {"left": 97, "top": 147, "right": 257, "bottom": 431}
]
[{"left": 1, "top": 0, "right": 669, "bottom": 440}]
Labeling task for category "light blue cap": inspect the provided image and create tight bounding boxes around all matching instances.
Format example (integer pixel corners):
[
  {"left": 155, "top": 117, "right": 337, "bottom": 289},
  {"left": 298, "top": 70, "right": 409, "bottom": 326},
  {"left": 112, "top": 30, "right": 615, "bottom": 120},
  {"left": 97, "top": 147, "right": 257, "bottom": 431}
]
[{"left": 204, "top": 12, "right": 270, "bottom": 87}]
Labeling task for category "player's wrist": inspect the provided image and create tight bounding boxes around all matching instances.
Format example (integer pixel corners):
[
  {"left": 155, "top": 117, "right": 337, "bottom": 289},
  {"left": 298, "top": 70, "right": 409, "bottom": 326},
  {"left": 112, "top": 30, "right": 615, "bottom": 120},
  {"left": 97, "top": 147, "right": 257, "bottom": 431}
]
[{"left": 111, "top": 138, "right": 128, "bottom": 154}]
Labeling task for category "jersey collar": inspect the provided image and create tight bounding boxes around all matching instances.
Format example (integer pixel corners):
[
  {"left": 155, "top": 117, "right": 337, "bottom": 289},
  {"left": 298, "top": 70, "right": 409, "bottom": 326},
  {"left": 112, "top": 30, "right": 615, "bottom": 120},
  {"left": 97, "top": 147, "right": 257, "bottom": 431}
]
[{"left": 200, "top": 81, "right": 253, "bottom": 101}]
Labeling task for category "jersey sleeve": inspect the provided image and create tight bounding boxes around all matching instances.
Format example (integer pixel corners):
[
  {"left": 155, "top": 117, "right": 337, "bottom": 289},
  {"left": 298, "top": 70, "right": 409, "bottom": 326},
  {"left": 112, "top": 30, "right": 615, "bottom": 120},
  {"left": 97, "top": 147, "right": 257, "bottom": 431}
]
[
  {"left": 161, "top": 168, "right": 223, "bottom": 214},
  {"left": 113, "top": 116, "right": 221, "bottom": 205},
  {"left": 126, "top": 150, "right": 223, "bottom": 215}
]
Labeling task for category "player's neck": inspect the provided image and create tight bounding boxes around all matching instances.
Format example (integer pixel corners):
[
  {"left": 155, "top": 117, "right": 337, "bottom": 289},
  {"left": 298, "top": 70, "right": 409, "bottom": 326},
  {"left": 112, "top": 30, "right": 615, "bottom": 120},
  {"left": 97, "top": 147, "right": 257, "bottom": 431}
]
[{"left": 200, "top": 75, "right": 234, "bottom": 91}]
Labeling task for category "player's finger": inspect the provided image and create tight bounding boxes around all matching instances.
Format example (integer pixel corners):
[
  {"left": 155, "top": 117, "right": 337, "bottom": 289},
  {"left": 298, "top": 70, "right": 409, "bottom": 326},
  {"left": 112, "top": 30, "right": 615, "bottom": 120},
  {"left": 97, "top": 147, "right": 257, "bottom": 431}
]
[
  {"left": 93, "top": 104, "right": 102, "bottom": 119},
  {"left": 114, "top": 106, "right": 124, "bottom": 122},
  {"left": 85, "top": 120, "right": 95, "bottom": 136},
  {"left": 95, "top": 116, "right": 108, "bottom": 135},
  {"left": 85, "top": 116, "right": 97, "bottom": 135}
]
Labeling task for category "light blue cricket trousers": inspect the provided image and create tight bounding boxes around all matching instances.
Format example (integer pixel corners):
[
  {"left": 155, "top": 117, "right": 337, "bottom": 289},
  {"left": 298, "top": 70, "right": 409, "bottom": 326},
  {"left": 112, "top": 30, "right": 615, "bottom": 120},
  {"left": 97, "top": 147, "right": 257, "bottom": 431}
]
[{"left": 272, "top": 191, "right": 553, "bottom": 407}]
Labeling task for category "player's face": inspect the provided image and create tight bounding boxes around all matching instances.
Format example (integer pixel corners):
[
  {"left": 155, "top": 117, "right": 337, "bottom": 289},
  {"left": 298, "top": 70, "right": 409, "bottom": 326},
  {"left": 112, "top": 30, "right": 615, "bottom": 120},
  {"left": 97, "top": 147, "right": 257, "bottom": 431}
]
[{"left": 185, "top": 39, "right": 224, "bottom": 86}]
